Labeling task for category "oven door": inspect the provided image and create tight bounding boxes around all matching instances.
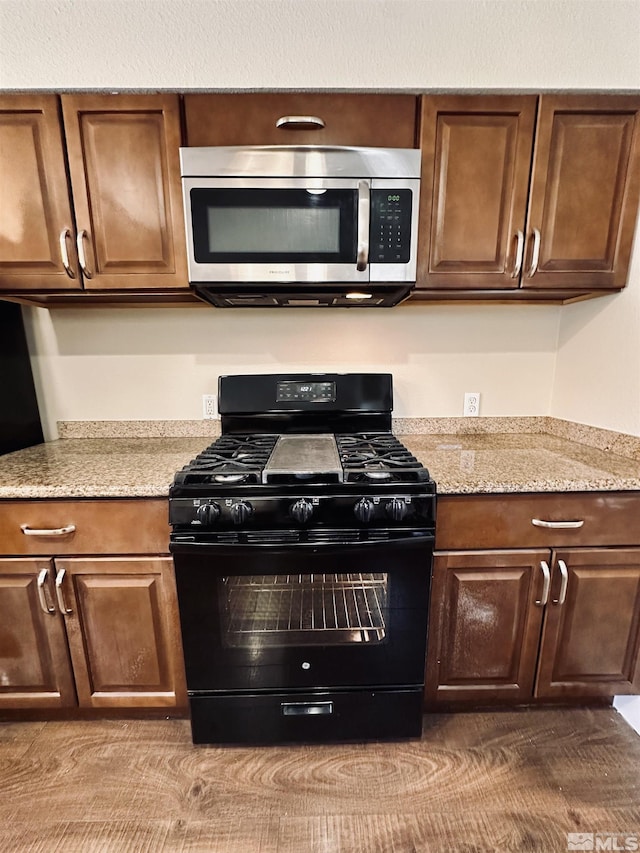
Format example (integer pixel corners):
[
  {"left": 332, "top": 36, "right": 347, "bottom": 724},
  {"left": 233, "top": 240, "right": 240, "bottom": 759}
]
[{"left": 171, "top": 531, "right": 433, "bottom": 693}]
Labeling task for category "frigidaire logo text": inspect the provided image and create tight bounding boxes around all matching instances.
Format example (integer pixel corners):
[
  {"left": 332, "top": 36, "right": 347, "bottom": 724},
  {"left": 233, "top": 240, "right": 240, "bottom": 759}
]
[{"left": 567, "top": 832, "right": 639, "bottom": 851}]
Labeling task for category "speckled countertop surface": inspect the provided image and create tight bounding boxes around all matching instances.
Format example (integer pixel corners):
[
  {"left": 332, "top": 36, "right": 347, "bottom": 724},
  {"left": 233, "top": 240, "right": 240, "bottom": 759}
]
[
  {"left": 1, "top": 430, "right": 640, "bottom": 499},
  {"left": 400, "top": 433, "right": 640, "bottom": 494},
  {"left": 0, "top": 438, "right": 207, "bottom": 499}
]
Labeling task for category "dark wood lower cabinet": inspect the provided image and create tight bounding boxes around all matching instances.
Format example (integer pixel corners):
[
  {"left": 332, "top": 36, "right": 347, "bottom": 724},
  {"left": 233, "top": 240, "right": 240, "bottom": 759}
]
[
  {"left": 427, "top": 547, "right": 640, "bottom": 706},
  {"left": 0, "top": 559, "right": 76, "bottom": 708},
  {"left": 0, "top": 556, "right": 186, "bottom": 711},
  {"left": 535, "top": 548, "right": 640, "bottom": 698}
]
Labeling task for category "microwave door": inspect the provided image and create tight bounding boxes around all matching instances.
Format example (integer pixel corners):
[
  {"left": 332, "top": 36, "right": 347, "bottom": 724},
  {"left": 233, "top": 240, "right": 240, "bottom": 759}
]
[{"left": 183, "top": 178, "right": 370, "bottom": 284}]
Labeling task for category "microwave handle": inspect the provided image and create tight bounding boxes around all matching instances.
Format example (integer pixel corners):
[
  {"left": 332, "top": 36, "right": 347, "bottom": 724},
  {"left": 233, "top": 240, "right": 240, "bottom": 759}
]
[{"left": 356, "top": 180, "right": 370, "bottom": 272}]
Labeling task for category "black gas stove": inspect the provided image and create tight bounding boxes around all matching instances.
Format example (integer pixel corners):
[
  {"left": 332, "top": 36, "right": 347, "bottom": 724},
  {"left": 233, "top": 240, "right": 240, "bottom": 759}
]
[{"left": 169, "top": 373, "right": 436, "bottom": 745}]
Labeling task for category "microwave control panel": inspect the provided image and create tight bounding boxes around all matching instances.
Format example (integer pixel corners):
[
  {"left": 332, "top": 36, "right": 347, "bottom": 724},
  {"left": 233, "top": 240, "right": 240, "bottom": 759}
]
[{"left": 370, "top": 190, "right": 413, "bottom": 264}]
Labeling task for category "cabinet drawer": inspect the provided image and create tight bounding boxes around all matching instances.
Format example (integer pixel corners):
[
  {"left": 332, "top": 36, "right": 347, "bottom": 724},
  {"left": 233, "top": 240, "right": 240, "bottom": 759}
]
[
  {"left": 0, "top": 499, "right": 169, "bottom": 555},
  {"left": 436, "top": 492, "right": 640, "bottom": 550},
  {"left": 184, "top": 93, "right": 418, "bottom": 148}
]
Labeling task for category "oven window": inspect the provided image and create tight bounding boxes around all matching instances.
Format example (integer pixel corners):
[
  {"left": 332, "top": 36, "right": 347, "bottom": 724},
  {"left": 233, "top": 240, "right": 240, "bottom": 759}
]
[{"left": 220, "top": 573, "right": 388, "bottom": 648}]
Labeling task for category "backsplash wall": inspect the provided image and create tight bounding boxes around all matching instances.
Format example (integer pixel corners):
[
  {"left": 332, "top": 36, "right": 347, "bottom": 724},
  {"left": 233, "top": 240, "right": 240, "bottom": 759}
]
[{"left": 24, "top": 303, "right": 560, "bottom": 440}]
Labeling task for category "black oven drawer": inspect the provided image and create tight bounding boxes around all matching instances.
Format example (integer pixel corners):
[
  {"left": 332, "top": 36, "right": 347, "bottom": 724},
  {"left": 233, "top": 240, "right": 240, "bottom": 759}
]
[{"left": 189, "top": 688, "right": 424, "bottom": 745}]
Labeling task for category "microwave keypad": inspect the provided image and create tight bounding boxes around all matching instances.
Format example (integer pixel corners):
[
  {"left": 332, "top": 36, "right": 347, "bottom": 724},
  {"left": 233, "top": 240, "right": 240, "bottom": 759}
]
[{"left": 370, "top": 190, "right": 412, "bottom": 264}]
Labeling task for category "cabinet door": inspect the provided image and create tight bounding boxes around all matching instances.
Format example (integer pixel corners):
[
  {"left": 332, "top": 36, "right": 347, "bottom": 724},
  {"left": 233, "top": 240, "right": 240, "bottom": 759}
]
[
  {"left": 0, "top": 95, "right": 81, "bottom": 291},
  {"left": 417, "top": 95, "right": 537, "bottom": 290},
  {"left": 426, "top": 550, "right": 548, "bottom": 704},
  {"left": 61, "top": 94, "right": 188, "bottom": 291},
  {"left": 56, "top": 557, "right": 187, "bottom": 709},
  {"left": 0, "top": 559, "right": 76, "bottom": 708},
  {"left": 523, "top": 95, "right": 640, "bottom": 291},
  {"left": 536, "top": 548, "right": 640, "bottom": 698},
  {"left": 184, "top": 93, "right": 417, "bottom": 148}
]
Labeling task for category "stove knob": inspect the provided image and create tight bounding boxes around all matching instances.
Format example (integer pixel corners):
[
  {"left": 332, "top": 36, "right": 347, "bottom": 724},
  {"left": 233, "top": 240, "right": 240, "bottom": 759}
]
[
  {"left": 196, "top": 502, "right": 221, "bottom": 525},
  {"left": 290, "top": 498, "right": 314, "bottom": 524},
  {"left": 354, "top": 497, "right": 375, "bottom": 524},
  {"left": 386, "top": 497, "right": 408, "bottom": 522},
  {"left": 231, "top": 501, "right": 253, "bottom": 525}
]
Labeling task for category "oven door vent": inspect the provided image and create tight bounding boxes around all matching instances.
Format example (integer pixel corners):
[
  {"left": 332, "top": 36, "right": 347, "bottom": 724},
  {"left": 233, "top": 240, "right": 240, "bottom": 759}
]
[{"left": 245, "top": 531, "right": 299, "bottom": 544}]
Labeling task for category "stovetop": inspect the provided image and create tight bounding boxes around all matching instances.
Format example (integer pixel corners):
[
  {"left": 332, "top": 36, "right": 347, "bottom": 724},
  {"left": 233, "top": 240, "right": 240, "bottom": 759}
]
[{"left": 171, "top": 432, "right": 431, "bottom": 489}]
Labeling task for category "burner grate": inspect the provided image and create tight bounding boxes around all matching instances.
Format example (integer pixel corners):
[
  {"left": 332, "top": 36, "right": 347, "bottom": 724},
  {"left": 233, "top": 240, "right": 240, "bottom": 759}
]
[{"left": 336, "top": 433, "right": 430, "bottom": 483}]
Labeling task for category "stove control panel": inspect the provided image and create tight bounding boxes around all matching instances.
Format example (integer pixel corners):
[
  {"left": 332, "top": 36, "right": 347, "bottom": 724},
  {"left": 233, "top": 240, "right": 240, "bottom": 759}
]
[{"left": 170, "top": 493, "right": 435, "bottom": 531}]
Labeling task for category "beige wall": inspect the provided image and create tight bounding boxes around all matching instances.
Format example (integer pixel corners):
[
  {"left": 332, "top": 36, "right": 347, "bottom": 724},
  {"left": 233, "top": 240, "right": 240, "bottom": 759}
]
[
  {"left": 24, "top": 302, "right": 560, "bottom": 438},
  {"left": 5, "top": 0, "right": 640, "bottom": 437}
]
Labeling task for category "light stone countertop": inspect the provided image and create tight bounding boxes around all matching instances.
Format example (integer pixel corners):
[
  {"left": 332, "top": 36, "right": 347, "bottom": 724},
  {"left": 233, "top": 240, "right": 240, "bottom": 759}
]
[
  {"left": 1, "top": 430, "right": 640, "bottom": 499},
  {"left": 0, "top": 438, "right": 208, "bottom": 499},
  {"left": 400, "top": 432, "right": 640, "bottom": 494}
]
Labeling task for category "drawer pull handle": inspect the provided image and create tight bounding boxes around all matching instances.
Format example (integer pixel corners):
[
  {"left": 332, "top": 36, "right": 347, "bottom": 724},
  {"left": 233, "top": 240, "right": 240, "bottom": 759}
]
[
  {"left": 281, "top": 701, "right": 333, "bottom": 716},
  {"left": 531, "top": 518, "right": 584, "bottom": 529},
  {"left": 275, "top": 115, "right": 326, "bottom": 130},
  {"left": 37, "top": 568, "right": 55, "bottom": 615},
  {"left": 21, "top": 524, "right": 76, "bottom": 537},
  {"left": 55, "top": 569, "right": 73, "bottom": 614},
  {"left": 553, "top": 559, "right": 569, "bottom": 605},
  {"left": 535, "top": 560, "right": 551, "bottom": 606}
]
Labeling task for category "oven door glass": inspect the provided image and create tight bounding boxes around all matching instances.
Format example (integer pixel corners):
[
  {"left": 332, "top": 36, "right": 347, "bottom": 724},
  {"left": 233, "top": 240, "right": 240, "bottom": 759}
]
[
  {"left": 172, "top": 532, "right": 433, "bottom": 692},
  {"left": 190, "top": 187, "right": 356, "bottom": 264}
]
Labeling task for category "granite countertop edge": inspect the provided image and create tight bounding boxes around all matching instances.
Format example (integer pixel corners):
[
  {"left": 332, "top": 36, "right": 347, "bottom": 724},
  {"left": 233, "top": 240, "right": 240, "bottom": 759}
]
[{"left": 1, "top": 419, "right": 640, "bottom": 500}]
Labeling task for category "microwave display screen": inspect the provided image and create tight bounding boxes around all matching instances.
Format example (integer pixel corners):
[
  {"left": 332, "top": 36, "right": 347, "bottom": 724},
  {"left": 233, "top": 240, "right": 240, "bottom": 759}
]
[{"left": 207, "top": 207, "right": 340, "bottom": 254}]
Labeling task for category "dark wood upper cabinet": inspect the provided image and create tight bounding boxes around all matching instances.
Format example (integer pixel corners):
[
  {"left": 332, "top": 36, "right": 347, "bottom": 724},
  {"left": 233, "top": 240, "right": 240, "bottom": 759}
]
[
  {"left": 61, "top": 94, "right": 188, "bottom": 291},
  {"left": 0, "top": 95, "right": 81, "bottom": 291},
  {"left": 417, "top": 93, "right": 640, "bottom": 297},
  {"left": 418, "top": 95, "right": 537, "bottom": 290},
  {"left": 523, "top": 95, "right": 640, "bottom": 291},
  {"left": 184, "top": 93, "right": 418, "bottom": 149},
  {"left": 0, "top": 94, "right": 189, "bottom": 298}
]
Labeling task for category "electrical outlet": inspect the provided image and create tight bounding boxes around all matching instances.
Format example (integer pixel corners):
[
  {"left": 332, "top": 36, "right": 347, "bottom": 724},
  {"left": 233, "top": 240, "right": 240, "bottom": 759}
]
[
  {"left": 202, "top": 394, "right": 218, "bottom": 420},
  {"left": 463, "top": 392, "right": 480, "bottom": 417}
]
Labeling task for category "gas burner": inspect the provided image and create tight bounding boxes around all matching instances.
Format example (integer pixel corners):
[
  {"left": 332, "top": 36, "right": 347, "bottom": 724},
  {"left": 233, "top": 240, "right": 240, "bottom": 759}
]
[
  {"left": 173, "top": 434, "right": 278, "bottom": 486},
  {"left": 336, "top": 433, "right": 430, "bottom": 484}
]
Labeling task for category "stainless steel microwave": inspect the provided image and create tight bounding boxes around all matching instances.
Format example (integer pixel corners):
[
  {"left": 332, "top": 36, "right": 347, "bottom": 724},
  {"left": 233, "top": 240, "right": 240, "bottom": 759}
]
[{"left": 179, "top": 146, "right": 421, "bottom": 308}]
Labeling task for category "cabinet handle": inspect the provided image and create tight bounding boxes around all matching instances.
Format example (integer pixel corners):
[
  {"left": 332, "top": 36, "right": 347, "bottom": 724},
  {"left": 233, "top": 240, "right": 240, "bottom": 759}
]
[
  {"left": 511, "top": 230, "right": 524, "bottom": 278},
  {"left": 55, "top": 568, "right": 73, "bottom": 615},
  {"left": 535, "top": 560, "right": 551, "bottom": 606},
  {"left": 59, "top": 228, "right": 76, "bottom": 278},
  {"left": 21, "top": 524, "right": 76, "bottom": 537},
  {"left": 275, "top": 115, "right": 326, "bottom": 130},
  {"left": 527, "top": 228, "right": 541, "bottom": 277},
  {"left": 531, "top": 518, "right": 584, "bottom": 529},
  {"left": 356, "top": 180, "right": 370, "bottom": 272},
  {"left": 553, "top": 559, "right": 569, "bottom": 605},
  {"left": 76, "top": 230, "right": 92, "bottom": 279},
  {"left": 37, "top": 568, "right": 56, "bottom": 615}
]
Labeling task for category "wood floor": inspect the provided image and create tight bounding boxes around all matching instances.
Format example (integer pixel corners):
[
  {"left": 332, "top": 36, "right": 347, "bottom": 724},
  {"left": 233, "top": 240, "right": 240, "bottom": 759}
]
[{"left": 2, "top": 708, "right": 640, "bottom": 852}]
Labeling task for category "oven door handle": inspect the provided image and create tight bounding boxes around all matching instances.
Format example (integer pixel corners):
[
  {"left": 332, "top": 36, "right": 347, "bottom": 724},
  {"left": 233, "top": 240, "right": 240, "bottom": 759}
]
[{"left": 170, "top": 531, "right": 434, "bottom": 555}]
